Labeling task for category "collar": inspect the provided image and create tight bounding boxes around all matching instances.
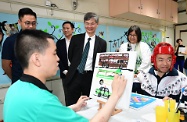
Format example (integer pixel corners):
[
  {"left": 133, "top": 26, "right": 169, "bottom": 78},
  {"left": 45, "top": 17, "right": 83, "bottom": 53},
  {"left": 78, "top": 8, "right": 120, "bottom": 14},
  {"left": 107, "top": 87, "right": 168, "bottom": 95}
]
[
  {"left": 20, "top": 74, "right": 51, "bottom": 92},
  {"left": 85, "top": 32, "right": 95, "bottom": 40},
  {"left": 148, "top": 67, "right": 179, "bottom": 77},
  {"left": 65, "top": 37, "right": 71, "bottom": 42}
]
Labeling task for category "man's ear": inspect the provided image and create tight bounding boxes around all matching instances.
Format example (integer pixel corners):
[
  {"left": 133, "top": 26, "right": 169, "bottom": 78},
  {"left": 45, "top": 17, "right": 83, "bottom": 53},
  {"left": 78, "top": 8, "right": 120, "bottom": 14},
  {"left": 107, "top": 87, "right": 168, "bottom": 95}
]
[
  {"left": 30, "top": 53, "right": 41, "bottom": 67},
  {"left": 18, "top": 19, "right": 21, "bottom": 25}
]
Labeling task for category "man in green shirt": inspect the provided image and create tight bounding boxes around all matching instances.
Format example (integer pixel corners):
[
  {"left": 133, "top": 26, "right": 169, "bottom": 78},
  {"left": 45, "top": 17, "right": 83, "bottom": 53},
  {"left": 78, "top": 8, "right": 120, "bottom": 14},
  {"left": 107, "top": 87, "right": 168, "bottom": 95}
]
[{"left": 3, "top": 29, "right": 127, "bottom": 122}]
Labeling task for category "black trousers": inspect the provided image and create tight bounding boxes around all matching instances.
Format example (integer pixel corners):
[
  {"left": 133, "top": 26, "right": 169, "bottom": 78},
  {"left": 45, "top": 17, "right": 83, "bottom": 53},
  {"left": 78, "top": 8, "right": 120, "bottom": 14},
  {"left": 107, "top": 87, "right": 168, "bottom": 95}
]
[
  {"left": 65, "top": 70, "right": 93, "bottom": 106},
  {"left": 61, "top": 78, "right": 68, "bottom": 106}
]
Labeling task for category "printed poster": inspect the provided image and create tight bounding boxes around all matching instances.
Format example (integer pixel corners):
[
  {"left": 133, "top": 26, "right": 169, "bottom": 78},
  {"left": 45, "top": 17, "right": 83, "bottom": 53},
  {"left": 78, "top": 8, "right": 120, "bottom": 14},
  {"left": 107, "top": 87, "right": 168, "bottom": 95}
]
[{"left": 89, "top": 52, "right": 137, "bottom": 109}]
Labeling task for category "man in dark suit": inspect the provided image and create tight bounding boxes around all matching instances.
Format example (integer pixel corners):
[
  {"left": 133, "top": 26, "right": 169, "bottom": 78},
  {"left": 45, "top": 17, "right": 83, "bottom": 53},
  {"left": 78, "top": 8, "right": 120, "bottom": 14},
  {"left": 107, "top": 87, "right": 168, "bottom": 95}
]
[
  {"left": 65, "top": 12, "right": 107, "bottom": 106},
  {"left": 56, "top": 21, "right": 74, "bottom": 80},
  {"left": 56, "top": 21, "right": 74, "bottom": 105}
]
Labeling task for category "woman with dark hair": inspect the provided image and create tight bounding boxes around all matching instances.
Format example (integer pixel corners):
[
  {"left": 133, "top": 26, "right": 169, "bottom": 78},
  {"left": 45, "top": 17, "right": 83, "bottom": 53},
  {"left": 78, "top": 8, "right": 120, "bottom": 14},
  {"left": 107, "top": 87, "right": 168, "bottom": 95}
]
[
  {"left": 174, "top": 38, "right": 186, "bottom": 73},
  {"left": 119, "top": 25, "right": 151, "bottom": 93},
  {"left": 119, "top": 25, "right": 151, "bottom": 74}
]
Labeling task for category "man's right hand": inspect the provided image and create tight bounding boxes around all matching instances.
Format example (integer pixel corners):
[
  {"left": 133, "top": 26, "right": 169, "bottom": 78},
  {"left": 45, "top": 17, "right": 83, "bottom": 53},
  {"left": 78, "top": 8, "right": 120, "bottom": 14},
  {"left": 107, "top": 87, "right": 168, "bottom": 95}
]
[
  {"left": 111, "top": 74, "right": 127, "bottom": 99},
  {"left": 63, "top": 70, "right": 68, "bottom": 75},
  {"left": 90, "top": 75, "right": 127, "bottom": 122}
]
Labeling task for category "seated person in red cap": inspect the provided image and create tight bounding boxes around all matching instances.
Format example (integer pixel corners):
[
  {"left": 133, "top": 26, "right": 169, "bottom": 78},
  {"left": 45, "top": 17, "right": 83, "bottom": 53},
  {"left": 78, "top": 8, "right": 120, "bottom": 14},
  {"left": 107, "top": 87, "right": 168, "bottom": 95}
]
[{"left": 137, "top": 42, "right": 187, "bottom": 102}]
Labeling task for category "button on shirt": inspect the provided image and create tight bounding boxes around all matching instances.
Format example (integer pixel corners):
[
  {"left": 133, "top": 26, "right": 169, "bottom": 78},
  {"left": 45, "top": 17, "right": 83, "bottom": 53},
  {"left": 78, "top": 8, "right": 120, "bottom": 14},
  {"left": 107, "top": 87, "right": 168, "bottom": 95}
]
[{"left": 84, "top": 33, "right": 95, "bottom": 71}]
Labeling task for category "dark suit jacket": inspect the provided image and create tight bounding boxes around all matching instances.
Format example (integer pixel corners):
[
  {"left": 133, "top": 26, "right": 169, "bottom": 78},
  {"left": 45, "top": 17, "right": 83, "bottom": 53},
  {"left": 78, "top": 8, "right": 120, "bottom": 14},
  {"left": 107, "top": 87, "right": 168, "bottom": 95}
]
[
  {"left": 56, "top": 38, "right": 69, "bottom": 78},
  {"left": 65, "top": 33, "right": 107, "bottom": 85}
]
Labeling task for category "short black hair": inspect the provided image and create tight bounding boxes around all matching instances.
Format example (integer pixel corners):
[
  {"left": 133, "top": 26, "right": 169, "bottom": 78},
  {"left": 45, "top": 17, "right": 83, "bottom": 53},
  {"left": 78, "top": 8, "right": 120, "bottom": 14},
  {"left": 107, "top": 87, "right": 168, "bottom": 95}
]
[
  {"left": 127, "top": 25, "right": 142, "bottom": 43},
  {"left": 15, "top": 29, "right": 54, "bottom": 69},
  {"left": 62, "top": 21, "right": 74, "bottom": 29},
  {"left": 84, "top": 12, "right": 99, "bottom": 23},
  {"left": 18, "top": 8, "right": 37, "bottom": 20},
  {"left": 176, "top": 38, "right": 182, "bottom": 43}
]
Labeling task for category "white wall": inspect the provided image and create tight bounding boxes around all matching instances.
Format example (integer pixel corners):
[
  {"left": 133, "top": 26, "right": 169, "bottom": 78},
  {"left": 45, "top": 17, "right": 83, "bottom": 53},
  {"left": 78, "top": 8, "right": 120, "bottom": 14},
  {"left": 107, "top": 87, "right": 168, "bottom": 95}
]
[
  {"left": 165, "top": 27, "right": 175, "bottom": 47},
  {"left": 5, "top": 0, "right": 187, "bottom": 46},
  {"left": 0, "top": 0, "right": 172, "bottom": 41},
  {"left": 175, "top": 12, "right": 187, "bottom": 47}
]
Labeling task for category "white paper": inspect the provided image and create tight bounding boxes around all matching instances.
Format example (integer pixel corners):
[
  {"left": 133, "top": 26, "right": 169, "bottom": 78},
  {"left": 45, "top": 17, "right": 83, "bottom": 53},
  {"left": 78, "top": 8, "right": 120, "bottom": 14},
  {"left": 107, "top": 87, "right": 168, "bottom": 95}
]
[
  {"left": 178, "top": 47, "right": 186, "bottom": 56},
  {"left": 89, "top": 52, "right": 137, "bottom": 110}
]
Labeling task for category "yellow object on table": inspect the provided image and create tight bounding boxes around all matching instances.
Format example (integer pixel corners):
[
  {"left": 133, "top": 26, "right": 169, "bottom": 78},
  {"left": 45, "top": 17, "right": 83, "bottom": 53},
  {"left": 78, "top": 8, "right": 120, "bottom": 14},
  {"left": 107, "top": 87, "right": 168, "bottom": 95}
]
[
  {"left": 155, "top": 106, "right": 167, "bottom": 122},
  {"left": 164, "top": 99, "right": 176, "bottom": 112},
  {"left": 163, "top": 99, "right": 180, "bottom": 122},
  {"left": 168, "top": 111, "right": 180, "bottom": 122},
  {"left": 170, "top": 100, "right": 176, "bottom": 111}
]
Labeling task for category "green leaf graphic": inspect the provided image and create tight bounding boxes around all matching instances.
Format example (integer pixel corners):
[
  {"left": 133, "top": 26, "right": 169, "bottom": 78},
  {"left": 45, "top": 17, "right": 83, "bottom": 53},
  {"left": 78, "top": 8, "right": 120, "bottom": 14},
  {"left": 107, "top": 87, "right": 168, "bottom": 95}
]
[
  {"left": 44, "top": 29, "right": 48, "bottom": 32},
  {"left": 55, "top": 25, "right": 59, "bottom": 29},
  {"left": 48, "top": 22, "right": 52, "bottom": 26}
]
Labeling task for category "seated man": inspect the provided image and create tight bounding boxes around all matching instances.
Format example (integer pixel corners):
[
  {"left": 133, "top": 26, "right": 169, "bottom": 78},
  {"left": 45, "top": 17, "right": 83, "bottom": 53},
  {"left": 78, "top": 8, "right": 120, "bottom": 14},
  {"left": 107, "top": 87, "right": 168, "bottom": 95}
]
[
  {"left": 3, "top": 29, "right": 127, "bottom": 122},
  {"left": 137, "top": 42, "right": 187, "bottom": 102}
]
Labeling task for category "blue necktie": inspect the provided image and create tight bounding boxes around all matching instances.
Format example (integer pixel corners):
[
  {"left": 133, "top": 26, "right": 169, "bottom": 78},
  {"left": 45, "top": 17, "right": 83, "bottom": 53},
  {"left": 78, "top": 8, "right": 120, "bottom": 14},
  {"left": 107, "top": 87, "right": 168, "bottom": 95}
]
[{"left": 77, "top": 38, "right": 91, "bottom": 74}]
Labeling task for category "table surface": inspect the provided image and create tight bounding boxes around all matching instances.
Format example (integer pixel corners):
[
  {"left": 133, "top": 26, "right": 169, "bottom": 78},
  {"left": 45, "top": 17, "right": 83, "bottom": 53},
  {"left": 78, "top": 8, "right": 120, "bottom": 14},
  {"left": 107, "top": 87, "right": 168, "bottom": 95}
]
[{"left": 77, "top": 98, "right": 165, "bottom": 122}]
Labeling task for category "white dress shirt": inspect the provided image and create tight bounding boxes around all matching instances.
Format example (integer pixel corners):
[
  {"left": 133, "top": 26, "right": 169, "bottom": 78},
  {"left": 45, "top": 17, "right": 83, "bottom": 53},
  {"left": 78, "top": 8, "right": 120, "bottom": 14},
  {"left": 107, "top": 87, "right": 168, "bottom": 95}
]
[
  {"left": 65, "top": 37, "right": 71, "bottom": 66},
  {"left": 84, "top": 33, "right": 95, "bottom": 71},
  {"left": 63, "top": 37, "right": 71, "bottom": 75}
]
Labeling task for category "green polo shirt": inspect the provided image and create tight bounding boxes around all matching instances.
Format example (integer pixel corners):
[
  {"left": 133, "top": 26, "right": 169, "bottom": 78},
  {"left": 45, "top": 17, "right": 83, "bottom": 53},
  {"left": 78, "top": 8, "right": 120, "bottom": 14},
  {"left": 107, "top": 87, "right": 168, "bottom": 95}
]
[{"left": 3, "top": 74, "right": 89, "bottom": 122}]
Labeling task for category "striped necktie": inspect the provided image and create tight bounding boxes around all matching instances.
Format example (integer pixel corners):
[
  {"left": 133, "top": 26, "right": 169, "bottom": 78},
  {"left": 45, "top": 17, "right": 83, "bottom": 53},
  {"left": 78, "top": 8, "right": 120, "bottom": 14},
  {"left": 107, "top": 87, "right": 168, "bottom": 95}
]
[{"left": 77, "top": 38, "right": 91, "bottom": 74}]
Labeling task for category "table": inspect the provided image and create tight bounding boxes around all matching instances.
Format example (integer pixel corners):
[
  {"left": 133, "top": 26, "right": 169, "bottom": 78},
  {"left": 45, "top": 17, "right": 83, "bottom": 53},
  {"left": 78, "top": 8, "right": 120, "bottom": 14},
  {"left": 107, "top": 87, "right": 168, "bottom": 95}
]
[{"left": 77, "top": 98, "right": 165, "bottom": 122}]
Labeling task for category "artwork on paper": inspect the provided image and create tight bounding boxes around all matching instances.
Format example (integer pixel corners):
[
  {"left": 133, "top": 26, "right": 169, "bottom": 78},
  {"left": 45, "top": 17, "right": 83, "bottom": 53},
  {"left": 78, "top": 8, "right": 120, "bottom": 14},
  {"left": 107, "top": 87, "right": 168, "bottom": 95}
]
[
  {"left": 130, "top": 93, "right": 156, "bottom": 109},
  {"left": 89, "top": 52, "right": 137, "bottom": 109}
]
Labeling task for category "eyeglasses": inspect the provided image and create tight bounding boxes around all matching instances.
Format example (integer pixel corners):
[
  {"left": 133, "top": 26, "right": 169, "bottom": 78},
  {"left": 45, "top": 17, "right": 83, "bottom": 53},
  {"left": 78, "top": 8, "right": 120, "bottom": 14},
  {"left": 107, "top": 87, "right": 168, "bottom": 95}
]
[
  {"left": 85, "top": 22, "right": 97, "bottom": 26},
  {"left": 129, "top": 34, "right": 137, "bottom": 37},
  {"left": 23, "top": 21, "right": 37, "bottom": 27}
]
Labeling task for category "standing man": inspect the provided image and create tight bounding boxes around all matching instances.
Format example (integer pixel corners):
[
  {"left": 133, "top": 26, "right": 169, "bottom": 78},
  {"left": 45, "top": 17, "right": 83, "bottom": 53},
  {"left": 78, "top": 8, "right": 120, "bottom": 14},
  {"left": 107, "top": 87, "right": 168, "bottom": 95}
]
[
  {"left": 56, "top": 21, "right": 74, "bottom": 105},
  {"left": 65, "top": 12, "right": 107, "bottom": 106},
  {"left": 56, "top": 21, "right": 74, "bottom": 80},
  {"left": 2, "top": 8, "right": 37, "bottom": 84}
]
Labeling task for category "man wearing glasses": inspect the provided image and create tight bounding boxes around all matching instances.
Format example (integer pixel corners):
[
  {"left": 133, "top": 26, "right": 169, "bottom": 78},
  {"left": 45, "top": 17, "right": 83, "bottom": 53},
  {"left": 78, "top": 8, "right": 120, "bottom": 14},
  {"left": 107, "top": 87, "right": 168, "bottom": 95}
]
[{"left": 2, "top": 8, "right": 37, "bottom": 84}]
